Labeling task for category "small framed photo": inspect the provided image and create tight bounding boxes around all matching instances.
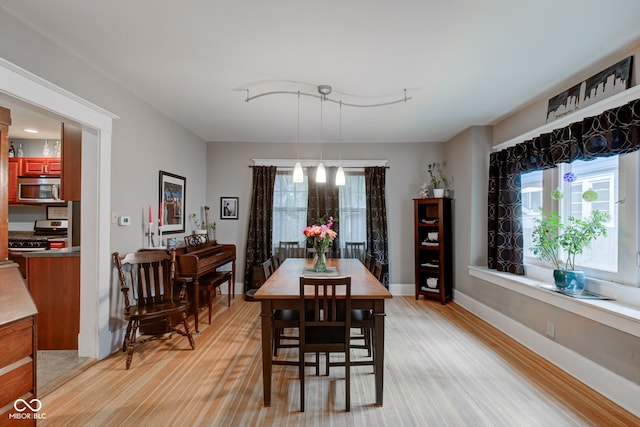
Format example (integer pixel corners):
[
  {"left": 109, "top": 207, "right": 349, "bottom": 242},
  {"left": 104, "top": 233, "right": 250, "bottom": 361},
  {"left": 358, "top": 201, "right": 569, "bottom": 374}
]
[
  {"left": 159, "top": 171, "right": 186, "bottom": 233},
  {"left": 220, "top": 197, "right": 238, "bottom": 220}
]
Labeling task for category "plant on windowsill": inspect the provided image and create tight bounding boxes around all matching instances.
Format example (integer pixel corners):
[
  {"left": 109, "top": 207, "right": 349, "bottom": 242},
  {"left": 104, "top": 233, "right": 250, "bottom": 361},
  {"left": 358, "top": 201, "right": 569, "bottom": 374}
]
[{"left": 530, "top": 173, "right": 610, "bottom": 295}]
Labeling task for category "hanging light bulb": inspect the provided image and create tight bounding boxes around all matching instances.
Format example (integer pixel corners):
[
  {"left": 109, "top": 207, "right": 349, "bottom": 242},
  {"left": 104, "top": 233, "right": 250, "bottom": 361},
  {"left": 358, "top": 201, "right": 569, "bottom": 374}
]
[
  {"left": 293, "top": 91, "right": 304, "bottom": 183},
  {"left": 316, "top": 95, "right": 326, "bottom": 183},
  {"left": 335, "top": 101, "right": 346, "bottom": 186},
  {"left": 335, "top": 165, "right": 345, "bottom": 186}
]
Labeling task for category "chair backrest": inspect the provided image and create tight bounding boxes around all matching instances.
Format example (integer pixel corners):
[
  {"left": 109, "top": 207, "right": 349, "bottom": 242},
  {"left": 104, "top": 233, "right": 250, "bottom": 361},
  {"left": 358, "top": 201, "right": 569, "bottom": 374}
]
[
  {"left": 373, "top": 259, "right": 385, "bottom": 282},
  {"left": 364, "top": 254, "right": 374, "bottom": 272},
  {"left": 344, "top": 242, "right": 365, "bottom": 262},
  {"left": 299, "top": 276, "right": 351, "bottom": 347},
  {"left": 278, "top": 241, "right": 300, "bottom": 261},
  {"left": 113, "top": 249, "right": 179, "bottom": 309},
  {"left": 184, "top": 233, "right": 209, "bottom": 251},
  {"left": 262, "top": 257, "right": 274, "bottom": 281}
]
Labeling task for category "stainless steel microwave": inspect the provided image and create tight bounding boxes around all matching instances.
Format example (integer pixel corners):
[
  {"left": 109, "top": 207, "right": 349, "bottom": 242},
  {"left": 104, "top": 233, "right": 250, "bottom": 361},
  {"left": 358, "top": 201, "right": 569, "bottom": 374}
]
[{"left": 17, "top": 176, "right": 61, "bottom": 203}]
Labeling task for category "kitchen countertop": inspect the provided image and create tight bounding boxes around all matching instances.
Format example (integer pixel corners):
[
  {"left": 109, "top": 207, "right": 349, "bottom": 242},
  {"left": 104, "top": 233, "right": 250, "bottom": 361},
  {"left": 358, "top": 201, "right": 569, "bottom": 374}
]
[{"left": 21, "top": 246, "right": 80, "bottom": 257}]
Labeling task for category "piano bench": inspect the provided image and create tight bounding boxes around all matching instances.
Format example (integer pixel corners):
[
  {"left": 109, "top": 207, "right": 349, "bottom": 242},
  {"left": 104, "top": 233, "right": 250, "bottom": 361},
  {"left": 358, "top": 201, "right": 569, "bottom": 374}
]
[{"left": 200, "top": 270, "right": 234, "bottom": 323}]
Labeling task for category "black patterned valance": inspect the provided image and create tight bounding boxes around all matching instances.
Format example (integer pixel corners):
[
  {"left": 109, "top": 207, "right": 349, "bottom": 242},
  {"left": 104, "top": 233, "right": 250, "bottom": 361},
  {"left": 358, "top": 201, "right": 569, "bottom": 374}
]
[{"left": 488, "top": 98, "right": 640, "bottom": 274}]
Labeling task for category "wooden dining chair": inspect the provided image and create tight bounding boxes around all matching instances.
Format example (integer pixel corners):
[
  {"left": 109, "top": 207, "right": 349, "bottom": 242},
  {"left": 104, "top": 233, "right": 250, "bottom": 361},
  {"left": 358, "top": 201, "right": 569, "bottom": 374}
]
[
  {"left": 113, "top": 249, "right": 195, "bottom": 369},
  {"left": 344, "top": 241, "right": 366, "bottom": 262},
  {"left": 363, "top": 254, "right": 374, "bottom": 272},
  {"left": 299, "top": 275, "right": 352, "bottom": 412},
  {"left": 278, "top": 241, "right": 300, "bottom": 262},
  {"left": 373, "top": 259, "right": 385, "bottom": 282}
]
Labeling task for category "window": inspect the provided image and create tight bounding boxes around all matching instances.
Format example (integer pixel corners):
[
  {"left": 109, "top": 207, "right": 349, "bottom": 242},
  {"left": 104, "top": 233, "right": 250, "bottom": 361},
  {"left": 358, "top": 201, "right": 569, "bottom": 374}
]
[
  {"left": 272, "top": 169, "right": 367, "bottom": 256},
  {"left": 338, "top": 172, "right": 367, "bottom": 254},
  {"left": 522, "top": 153, "right": 638, "bottom": 286},
  {"left": 272, "top": 172, "right": 308, "bottom": 248}
]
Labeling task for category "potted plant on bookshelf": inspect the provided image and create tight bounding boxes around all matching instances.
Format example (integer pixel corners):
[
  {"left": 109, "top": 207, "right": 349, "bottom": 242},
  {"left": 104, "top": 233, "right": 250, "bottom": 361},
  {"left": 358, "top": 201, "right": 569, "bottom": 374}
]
[
  {"left": 427, "top": 162, "right": 448, "bottom": 197},
  {"left": 530, "top": 181, "right": 610, "bottom": 295}
]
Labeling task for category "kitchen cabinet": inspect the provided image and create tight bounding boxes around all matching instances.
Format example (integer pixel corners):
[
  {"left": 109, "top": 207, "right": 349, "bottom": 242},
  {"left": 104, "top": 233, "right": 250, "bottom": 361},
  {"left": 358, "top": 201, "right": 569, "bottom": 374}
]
[
  {"left": 0, "top": 262, "right": 38, "bottom": 425},
  {"left": 61, "top": 122, "right": 81, "bottom": 201},
  {"left": 8, "top": 157, "right": 18, "bottom": 203},
  {"left": 20, "top": 157, "right": 61, "bottom": 176},
  {"left": 26, "top": 251, "right": 80, "bottom": 350}
]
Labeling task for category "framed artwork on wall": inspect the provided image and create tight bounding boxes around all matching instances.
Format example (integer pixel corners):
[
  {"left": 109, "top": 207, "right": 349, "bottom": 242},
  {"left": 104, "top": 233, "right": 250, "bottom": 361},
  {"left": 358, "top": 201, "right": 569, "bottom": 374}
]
[
  {"left": 159, "top": 170, "right": 186, "bottom": 233},
  {"left": 220, "top": 197, "right": 238, "bottom": 220}
]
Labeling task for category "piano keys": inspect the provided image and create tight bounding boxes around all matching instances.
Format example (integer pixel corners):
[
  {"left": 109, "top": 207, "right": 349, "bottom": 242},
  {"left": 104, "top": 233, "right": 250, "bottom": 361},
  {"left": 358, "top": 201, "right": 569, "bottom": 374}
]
[{"left": 174, "top": 242, "right": 236, "bottom": 332}]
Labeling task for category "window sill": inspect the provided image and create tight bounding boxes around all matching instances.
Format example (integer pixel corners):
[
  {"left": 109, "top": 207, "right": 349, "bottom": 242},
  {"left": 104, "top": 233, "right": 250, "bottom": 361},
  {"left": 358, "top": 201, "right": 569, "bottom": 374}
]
[{"left": 468, "top": 266, "right": 640, "bottom": 338}]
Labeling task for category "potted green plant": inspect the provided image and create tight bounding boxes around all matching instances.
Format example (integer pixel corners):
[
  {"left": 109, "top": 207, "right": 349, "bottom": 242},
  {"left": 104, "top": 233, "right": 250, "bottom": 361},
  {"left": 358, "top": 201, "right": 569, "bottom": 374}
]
[
  {"left": 427, "top": 162, "right": 448, "bottom": 197},
  {"left": 530, "top": 188, "right": 610, "bottom": 294}
]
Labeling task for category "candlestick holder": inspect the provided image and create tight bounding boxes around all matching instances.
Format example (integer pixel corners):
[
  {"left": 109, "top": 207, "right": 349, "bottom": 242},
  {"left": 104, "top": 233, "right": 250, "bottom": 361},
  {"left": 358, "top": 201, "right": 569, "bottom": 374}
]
[
  {"left": 146, "top": 222, "right": 154, "bottom": 248},
  {"left": 156, "top": 225, "right": 166, "bottom": 249}
]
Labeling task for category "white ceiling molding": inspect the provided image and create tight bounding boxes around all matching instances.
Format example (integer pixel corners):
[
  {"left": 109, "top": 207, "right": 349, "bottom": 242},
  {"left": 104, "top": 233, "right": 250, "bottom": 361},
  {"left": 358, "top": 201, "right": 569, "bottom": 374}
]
[
  {"left": 495, "top": 85, "right": 640, "bottom": 151},
  {"left": 251, "top": 158, "right": 388, "bottom": 168}
]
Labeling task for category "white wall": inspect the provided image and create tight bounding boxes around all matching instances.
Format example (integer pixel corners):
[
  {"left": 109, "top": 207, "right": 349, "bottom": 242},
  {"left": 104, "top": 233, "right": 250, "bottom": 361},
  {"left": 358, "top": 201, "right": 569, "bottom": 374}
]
[
  {"left": 206, "top": 141, "right": 443, "bottom": 291},
  {"left": 0, "top": 9, "right": 208, "bottom": 359}
]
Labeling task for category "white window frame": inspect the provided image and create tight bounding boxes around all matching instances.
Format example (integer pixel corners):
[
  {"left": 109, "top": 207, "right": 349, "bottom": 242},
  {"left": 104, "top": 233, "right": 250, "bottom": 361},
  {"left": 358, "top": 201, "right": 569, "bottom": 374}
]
[{"left": 523, "top": 152, "right": 639, "bottom": 287}]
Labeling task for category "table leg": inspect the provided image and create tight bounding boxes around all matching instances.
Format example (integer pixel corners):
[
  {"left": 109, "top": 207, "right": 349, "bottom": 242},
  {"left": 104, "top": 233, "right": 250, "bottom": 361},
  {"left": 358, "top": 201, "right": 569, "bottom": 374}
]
[
  {"left": 374, "top": 300, "right": 385, "bottom": 406},
  {"left": 193, "top": 278, "right": 200, "bottom": 333},
  {"left": 260, "top": 300, "right": 273, "bottom": 406}
]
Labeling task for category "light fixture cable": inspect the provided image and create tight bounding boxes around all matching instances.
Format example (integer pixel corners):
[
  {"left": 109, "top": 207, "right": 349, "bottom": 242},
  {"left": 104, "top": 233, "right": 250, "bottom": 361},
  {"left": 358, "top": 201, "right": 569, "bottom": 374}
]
[
  {"left": 336, "top": 100, "right": 346, "bottom": 186},
  {"left": 316, "top": 94, "right": 326, "bottom": 183},
  {"left": 293, "top": 90, "right": 304, "bottom": 183}
]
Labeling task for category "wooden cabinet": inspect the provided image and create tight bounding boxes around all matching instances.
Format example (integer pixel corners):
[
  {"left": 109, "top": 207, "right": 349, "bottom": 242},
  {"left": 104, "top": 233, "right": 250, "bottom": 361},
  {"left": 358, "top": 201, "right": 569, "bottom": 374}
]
[
  {"left": 8, "top": 158, "right": 18, "bottom": 203},
  {"left": 20, "top": 157, "right": 61, "bottom": 176},
  {"left": 413, "top": 198, "right": 453, "bottom": 304},
  {"left": 0, "top": 263, "right": 38, "bottom": 424},
  {"left": 26, "top": 254, "right": 80, "bottom": 350},
  {"left": 61, "top": 122, "right": 81, "bottom": 201}
]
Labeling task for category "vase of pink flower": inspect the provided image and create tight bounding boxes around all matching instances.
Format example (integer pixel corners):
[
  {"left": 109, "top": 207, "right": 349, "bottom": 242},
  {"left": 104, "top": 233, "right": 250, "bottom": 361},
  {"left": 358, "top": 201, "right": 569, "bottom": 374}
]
[{"left": 303, "top": 216, "right": 337, "bottom": 272}]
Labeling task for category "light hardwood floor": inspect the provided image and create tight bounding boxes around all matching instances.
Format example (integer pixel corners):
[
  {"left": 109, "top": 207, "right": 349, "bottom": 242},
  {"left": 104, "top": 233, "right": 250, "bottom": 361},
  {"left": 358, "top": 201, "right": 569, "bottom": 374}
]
[{"left": 38, "top": 295, "right": 638, "bottom": 426}]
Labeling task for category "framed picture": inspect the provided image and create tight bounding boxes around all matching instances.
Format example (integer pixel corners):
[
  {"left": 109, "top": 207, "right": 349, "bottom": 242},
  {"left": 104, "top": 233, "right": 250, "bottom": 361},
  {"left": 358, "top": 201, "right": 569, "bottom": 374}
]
[
  {"left": 159, "top": 171, "right": 186, "bottom": 233},
  {"left": 220, "top": 197, "right": 238, "bottom": 220}
]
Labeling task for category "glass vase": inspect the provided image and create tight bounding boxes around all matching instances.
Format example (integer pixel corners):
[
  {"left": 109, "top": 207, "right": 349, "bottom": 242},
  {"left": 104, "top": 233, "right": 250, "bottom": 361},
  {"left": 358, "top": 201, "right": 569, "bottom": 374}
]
[{"left": 313, "top": 243, "right": 327, "bottom": 272}]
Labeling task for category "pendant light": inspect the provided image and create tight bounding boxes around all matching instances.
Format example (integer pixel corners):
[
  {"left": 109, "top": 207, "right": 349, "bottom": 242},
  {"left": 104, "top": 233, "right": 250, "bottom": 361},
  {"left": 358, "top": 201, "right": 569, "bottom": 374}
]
[
  {"left": 335, "top": 101, "right": 346, "bottom": 186},
  {"left": 292, "top": 90, "right": 304, "bottom": 183},
  {"left": 316, "top": 94, "right": 326, "bottom": 183}
]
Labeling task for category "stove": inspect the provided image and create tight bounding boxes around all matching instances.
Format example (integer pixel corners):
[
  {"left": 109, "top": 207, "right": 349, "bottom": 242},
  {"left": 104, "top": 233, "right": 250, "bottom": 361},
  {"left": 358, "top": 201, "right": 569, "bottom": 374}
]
[{"left": 8, "top": 219, "right": 69, "bottom": 252}]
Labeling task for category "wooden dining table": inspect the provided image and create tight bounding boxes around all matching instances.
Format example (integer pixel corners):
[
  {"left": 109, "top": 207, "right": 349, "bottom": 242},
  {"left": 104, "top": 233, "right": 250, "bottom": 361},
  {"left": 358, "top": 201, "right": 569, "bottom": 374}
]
[{"left": 253, "top": 257, "right": 393, "bottom": 406}]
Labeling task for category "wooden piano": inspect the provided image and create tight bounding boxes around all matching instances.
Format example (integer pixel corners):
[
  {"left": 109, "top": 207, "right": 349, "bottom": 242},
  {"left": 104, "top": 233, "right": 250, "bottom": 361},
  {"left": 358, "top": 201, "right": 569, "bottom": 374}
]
[{"left": 174, "top": 242, "right": 236, "bottom": 332}]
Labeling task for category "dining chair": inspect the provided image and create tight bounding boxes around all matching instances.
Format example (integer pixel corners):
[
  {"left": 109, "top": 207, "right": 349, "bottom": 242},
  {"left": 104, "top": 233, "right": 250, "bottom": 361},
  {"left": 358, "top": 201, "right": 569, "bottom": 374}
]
[
  {"left": 298, "top": 275, "right": 352, "bottom": 412},
  {"left": 344, "top": 241, "right": 366, "bottom": 262},
  {"left": 278, "top": 241, "right": 300, "bottom": 263},
  {"left": 113, "top": 249, "right": 195, "bottom": 369},
  {"left": 363, "top": 254, "right": 374, "bottom": 272},
  {"left": 373, "top": 259, "right": 386, "bottom": 282}
]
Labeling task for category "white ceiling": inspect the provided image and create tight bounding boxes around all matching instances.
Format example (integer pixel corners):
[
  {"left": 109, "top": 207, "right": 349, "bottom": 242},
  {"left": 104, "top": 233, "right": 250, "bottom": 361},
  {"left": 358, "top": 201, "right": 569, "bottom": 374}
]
[{"left": 2, "top": 1, "right": 640, "bottom": 144}]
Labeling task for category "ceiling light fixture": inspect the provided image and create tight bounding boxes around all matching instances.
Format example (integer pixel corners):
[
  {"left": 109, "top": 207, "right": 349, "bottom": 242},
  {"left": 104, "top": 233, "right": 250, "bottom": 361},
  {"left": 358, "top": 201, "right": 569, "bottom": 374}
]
[
  {"left": 316, "top": 92, "right": 326, "bottom": 183},
  {"left": 335, "top": 101, "right": 346, "bottom": 186},
  {"left": 244, "top": 84, "right": 411, "bottom": 108},
  {"left": 292, "top": 91, "right": 304, "bottom": 183},
  {"left": 24, "top": 128, "right": 39, "bottom": 134}
]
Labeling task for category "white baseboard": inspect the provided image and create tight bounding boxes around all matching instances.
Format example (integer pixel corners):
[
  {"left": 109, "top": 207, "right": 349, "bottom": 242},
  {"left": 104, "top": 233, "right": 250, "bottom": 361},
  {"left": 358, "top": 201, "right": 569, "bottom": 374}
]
[{"left": 454, "top": 290, "right": 640, "bottom": 418}]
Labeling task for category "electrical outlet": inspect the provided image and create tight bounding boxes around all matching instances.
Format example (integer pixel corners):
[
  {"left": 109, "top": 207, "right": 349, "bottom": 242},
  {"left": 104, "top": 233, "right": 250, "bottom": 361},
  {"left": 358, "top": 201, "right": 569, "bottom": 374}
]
[{"left": 546, "top": 320, "right": 555, "bottom": 339}]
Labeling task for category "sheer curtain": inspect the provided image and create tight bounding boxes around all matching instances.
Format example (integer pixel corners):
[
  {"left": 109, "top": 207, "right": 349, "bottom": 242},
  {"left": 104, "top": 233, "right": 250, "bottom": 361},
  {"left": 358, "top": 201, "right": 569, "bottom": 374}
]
[
  {"left": 488, "top": 98, "right": 640, "bottom": 274},
  {"left": 365, "top": 166, "right": 389, "bottom": 286},
  {"left": 244, "top": 166, "right": 277, "bottom": 292},
  {"left": 339, "top": 172, "right": 367, "bottom": 254}
]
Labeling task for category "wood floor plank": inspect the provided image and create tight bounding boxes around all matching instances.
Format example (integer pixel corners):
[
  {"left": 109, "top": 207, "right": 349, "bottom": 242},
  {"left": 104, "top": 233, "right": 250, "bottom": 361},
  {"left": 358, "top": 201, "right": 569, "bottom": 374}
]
[{"left": 37, "top": 296, "right": 639, "bottom": 426}]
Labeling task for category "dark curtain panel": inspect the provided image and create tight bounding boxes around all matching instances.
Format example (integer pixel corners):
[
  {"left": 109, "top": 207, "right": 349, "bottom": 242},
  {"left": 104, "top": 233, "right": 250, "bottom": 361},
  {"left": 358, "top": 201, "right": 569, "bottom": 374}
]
[
  {"left": 244, "top": 166, "right": 277, "bottom": 292},
  {"left": 365, "top": 167, "right": 389, "bottom": 286},
  {"left": 307, "top": 166, "right": 341, "bottom": 258},
  {"left": 488, "top": 98, "right": 640, "bottom": 274}
]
